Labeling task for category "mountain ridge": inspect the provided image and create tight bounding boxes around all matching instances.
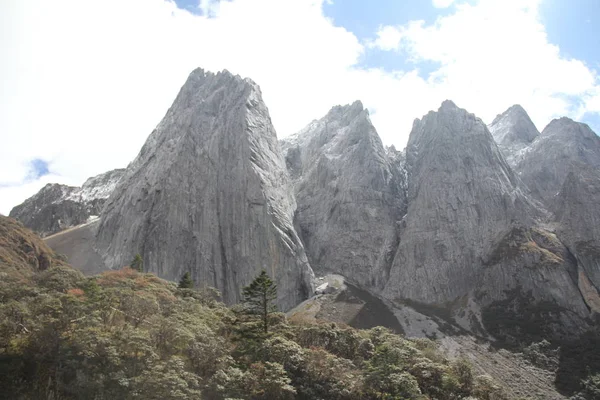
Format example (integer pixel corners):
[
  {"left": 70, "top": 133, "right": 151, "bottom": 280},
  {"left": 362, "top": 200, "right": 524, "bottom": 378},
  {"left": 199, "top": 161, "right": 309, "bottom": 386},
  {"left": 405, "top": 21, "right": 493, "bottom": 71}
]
[{"left": 9, "top": 69, "right": 600, "bottom": 348}]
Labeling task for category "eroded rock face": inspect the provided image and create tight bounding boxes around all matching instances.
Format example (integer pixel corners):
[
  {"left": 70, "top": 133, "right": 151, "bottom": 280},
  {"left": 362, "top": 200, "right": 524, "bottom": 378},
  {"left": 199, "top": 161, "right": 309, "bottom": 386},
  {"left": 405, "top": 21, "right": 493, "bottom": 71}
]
[
  {"left": 491, "top": 109, "right": 600, "bottom": 314},
  {"left": 488, "top": 104, "right": 539, "bottom": 167},
  {"left": 280, "top": 102, "right": 405, "bottom": 289},
  {"left": 554, "top": 166, "right": 600, "bottom": 312},
  {"left": 9, "top": 169, "right": 124, "bottom": 237},
  {"left": 384, "top": 101, "right": 535, "bottom": 303},
  {"left": 382, "top": 101, "right": 591, "bottom": 337},
  {"left": 512, "top": 118, "right": 600, "bottom": 204},
  {"left": 95, "top": 69, "right": 314, "bottom": 310}
]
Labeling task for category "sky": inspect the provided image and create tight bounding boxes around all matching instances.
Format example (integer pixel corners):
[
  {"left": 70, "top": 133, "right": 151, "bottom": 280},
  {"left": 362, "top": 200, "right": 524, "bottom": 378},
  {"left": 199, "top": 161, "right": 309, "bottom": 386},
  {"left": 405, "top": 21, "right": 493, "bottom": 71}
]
[{"left": 1, "top": 0, "right": 599, "bottom": 215}]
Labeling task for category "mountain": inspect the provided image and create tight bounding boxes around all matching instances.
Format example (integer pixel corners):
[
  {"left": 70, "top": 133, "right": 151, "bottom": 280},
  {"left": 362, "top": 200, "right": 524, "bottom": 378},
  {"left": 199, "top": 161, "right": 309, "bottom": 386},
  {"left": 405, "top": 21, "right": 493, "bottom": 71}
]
[
  {"left": 488, "top": 104, "right": 539, "bottom": 166},
  {"left": 381, "top": 101, "right": 592, "bottom": 339},
  {"left": 9, "top": 168, "right": 124, "bottom": 237},
  {"left": 280, "top": 101, "right": 405, "bottom": 289},
  {"left": 9, "top": 70, "right": 600, "bottom": 343},
  {"left": 94, "top": 68, "right": 314, "bottom": 310},
  {"left": 490, "top": 107, "right": 600, "bottom": 315},
  {"left": 509, "top": 116, "right": 600, "bottom": 204},
  {"left": 554, "top": 165, "right": 600, "bottom": 312}
]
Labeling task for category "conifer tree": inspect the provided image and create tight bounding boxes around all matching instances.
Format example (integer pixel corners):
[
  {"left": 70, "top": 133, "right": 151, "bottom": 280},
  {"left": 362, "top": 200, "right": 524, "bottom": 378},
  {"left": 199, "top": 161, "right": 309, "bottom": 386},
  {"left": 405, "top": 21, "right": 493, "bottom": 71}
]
[
  {"left": 178, "top": 272, "right": 194, "bottom": 289},
  {"left": 130, "top": 254, "right": 143, "bottom": 272},
  {"left": 242, "top": 270, "right": 277, "bottom": 334}
]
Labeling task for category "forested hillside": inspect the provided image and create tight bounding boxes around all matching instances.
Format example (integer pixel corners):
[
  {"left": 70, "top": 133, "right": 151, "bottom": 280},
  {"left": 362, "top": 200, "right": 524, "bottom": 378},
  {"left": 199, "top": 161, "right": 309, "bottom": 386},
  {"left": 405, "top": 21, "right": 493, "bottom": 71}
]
[
  {"left": 2, "top": 216, "right": 599, "bottom": 399},
  {"left": 0, "top": 216, "right": 510, "bottom": 400}
]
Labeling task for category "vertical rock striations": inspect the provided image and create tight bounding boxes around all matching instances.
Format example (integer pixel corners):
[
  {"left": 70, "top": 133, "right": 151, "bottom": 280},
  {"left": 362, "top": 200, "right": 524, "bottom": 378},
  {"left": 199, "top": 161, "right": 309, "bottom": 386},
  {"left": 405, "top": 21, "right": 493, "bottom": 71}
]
[
  {"left": 511, "top": 117, "right": 600, "bottom": 204},
  {"left": 280, "top": 102, "right": 405, "bottom": 289},
  {"left": 383, "top": 101, "right": 591, "bottom": 338},
  {"left": 384, "top": 100, "right": 535, "bottom": 303},
  {"left": 491, "top": 108, "right": 600, "bottom": 314},
  {"left": 95, "top": 69, "right": 314, "bottom": 310},
  {"left": 554, "top": 165, "right": 600, "bottom": 312}
]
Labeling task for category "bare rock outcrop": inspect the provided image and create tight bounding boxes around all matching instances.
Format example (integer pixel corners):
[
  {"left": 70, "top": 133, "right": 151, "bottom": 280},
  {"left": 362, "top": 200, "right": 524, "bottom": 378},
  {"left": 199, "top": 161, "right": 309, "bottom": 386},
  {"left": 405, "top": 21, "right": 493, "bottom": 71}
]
[
  {"left": 95, "top": 69, "right": 314, "bottom": 310},
  {"left": 382, "top": 101, "right": 591, "bottom": 338},
  {"left": 490, "top": 106, "right": 600, "bottom": 314},
  {"left": 280, "top": 102, "right": 405, "bottom": 289},
  {"left": 488, "top": 104, "right": 539, "bottom": 167},
  {"left": 9, "top": 169, "right": 124, "bottom": 237},
  {"left": 512, "top": 117, "right": 600, "bottom": 204},
  {"left": 554, "top": 166, "right": 600, "bottom": 312}
]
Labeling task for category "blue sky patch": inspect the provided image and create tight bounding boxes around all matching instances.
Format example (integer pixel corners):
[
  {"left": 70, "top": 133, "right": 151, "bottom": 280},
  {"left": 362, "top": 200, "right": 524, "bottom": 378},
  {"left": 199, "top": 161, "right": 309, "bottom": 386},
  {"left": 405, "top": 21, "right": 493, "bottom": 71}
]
[
  {"left": 324, "top": 0, "right": 451, "bottom": 75},
  {"left": 173, "top": 0, "right": 202, "bottom": 14},
  {"left": 173, "top": 0, "right": 229, "bottom": 17},
  {"left": 539, "top": 0, "right": 600, "bottom": 68},
  {"left": 27, "top": 159, "right": 50, "bottom": 181},
  {"left": 581, "top": 113, "right": 600, "bottom": 136}
]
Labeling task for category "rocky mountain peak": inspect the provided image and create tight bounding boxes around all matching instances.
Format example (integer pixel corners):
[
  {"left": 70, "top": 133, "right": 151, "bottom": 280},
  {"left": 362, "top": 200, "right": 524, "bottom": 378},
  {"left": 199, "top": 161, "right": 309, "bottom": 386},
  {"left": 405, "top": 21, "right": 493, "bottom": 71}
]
[
  {"left": 541, "top": 117, "right": 598, "bottom": 140},
  {"left": 406, "top": 101, "right": 511, "bottom": 180},
  {"left": 280, "top": 101, "right": 405, "bottom": 289},
  {"left": 507, "top": 115, "right": 600, "bottom": 204},
  {"left": 439, "top": 99, "right": 458, "bottom": 111},
  {"left": 280, "top": 100, "right": 379, "bottom": 180},
  {"left": 95, "top": 67, "right": 314, "bottom": 311},
  {"left": 489, "top": 104, "right": 539, "bottom": 149},
  {"left": 9, "top": 169, "right": 125, "bottom": 237},
  {"left": 384, "top": 100, "right": 557, "bottom": 303},
  {"left": 12, "top": 72, "right": 600, "bottom": 353},
  {"left": 325, "top": 100, "right": 365, "bottom": 120}
]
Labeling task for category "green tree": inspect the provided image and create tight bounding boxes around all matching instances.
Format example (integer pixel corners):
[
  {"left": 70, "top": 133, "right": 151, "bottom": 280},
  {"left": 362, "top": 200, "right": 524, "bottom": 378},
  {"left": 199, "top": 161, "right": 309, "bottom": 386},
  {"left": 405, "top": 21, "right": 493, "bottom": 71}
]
[
  {"left": 130, "top": 253, "right": 143, "bottom": 272},
  {"left": 178, "top": 272, "right": 194, "bottom": 289},
  {"left": 242, "top": 270, "right": 277, "bottom": 335}
]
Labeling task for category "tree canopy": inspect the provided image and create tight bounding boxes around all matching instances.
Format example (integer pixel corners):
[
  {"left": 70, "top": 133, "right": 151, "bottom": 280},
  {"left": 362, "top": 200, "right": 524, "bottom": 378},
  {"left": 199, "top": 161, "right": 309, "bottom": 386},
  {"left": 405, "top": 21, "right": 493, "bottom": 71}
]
[
  {"left": 241, "top": 270, "right": 278, "bottom": 335},
  {"left": 130, "top": 253, "right": 143, "bottom": 272},
  {"left": 178, "top": 271, "right": 194, "bottom": 289}
]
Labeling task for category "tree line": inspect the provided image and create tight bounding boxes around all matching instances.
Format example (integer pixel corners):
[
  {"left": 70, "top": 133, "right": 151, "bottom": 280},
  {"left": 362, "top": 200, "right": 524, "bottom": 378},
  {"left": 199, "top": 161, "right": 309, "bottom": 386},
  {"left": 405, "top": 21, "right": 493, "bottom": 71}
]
[{"left": 2, "top": 255, "right": 598, "bottom": 399}]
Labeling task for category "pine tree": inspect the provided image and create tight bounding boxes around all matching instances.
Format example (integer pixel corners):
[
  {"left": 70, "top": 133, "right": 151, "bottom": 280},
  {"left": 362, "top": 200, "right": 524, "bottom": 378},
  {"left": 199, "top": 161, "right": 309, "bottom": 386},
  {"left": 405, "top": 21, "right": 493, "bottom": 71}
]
[
  {"left": 178, "top": 272, "right": 194, "bottom": 289},
  {"left": 130, "top": 254, "right": 143, "bottom": 272},
  {"left": 241, "top": 270, "right": 278, "bottom": 334}
]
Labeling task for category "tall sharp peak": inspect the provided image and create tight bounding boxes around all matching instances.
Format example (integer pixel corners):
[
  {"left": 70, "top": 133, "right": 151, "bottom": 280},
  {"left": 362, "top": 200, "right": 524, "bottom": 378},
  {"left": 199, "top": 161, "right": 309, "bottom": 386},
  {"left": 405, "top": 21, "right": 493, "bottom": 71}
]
[
  {"left": 184, "top": 67, "right": 258, "bottom": 92},
  {"left": 489, "top": 104, "right": 539, "bottom": 146},
  {"left": 429, "top": 99, "right": 475, "bottom": 118},
  {"left": 439, "top": 99, "right": 459, "bottom": 111},
  {"left": 285, "top": 100, "right": 370, "bottom": 144},
  {"left": 491, "top": 104, "right": 530, "bottom": 125},
  {"left": 324, "top": 100, "right": 366, "bottom": 121},
  {"left": 541, "top": 117, "right": 598, "bottom": 140},
  {"left": 411, "top": 100, "right": 468, "bottom": 127},
  {"left": 188, "top": 67, "right": 237, "bottom": 81},
  {"left": 412, "top": 100, "right": 487, "bottom": 136}
]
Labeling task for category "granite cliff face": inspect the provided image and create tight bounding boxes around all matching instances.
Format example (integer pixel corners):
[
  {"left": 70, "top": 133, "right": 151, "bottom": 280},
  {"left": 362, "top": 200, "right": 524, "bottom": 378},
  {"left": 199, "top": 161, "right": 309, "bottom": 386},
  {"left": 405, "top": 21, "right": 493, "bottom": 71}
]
[
  {"left": 490, "top": 107, "right": 600, "bottom": 313},
  {"left": 280, "top": 102, "right": 405, "bottom": 289},
  {"left": 510, "top": 117, "right": 600, "bottom": 204},
  {"left": 381, "top": 101, "right": 591, "bottom": 337},
  {"left": 553, "top": 166, "right": 600, "bottom": 312},
  {"left": 9, "top": 169, "right": 124, "bottom": 237},
  {"left": 10, "top": 69, "right": 600, "bottom": 339},
  {"left": 384, "top": 100, "right": 536, "bottom": 303},
  {"left": 488, "top": 104, "right": 539, "bottom": 167},
  {"left": 95, "top": 69, "right": 314, "bottom": 310}
]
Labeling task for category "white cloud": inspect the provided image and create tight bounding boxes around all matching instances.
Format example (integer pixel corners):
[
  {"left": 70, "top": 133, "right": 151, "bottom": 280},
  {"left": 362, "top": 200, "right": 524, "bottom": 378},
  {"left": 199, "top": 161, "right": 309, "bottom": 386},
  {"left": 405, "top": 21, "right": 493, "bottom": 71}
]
[
  {"left": 370, "top": 0, "right": 600, "bottom": 131},
  {"left": 371, "top": 25, "right": 405, "bottom": 51},
  {"left": 1, "top": 0, "right": 599, "bottom": 214},
  {"left": 432, "top": 0, "right": 455, "bottom": 8}
]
